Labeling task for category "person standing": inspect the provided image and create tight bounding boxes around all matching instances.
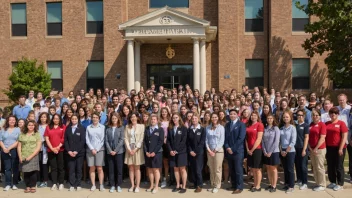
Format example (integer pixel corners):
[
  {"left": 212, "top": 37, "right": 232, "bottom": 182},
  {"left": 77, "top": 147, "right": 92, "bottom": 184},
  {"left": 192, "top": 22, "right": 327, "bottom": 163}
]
[
  {"left": 167, "top": 113, "right": 188, "bottom": 193},
  {"left": 124, "top": 112, "right": 145, "bottom": 193},
  {"left": 144, "top": 114, "right": 164, "bottom": 194},
  {"left": 308, "top": 110, "right": 327, "bottom": 191},
  {"left": 44, "top": 114, "right": 66, "bottom": 191},
  {"left": 224, "top": 109, "right": 246, "bottom": 194},
  {"left": 64, "top": 114, "right": 86, "bottom": 191},
  {"left": 0, "top": 115, "right": 20, "bottom": 191},
  {"left": 279, "top": 111, "right": 297, "bottom": 194},
  {"left": 205, "top": 113, "right": 225, "bottom": 193},
  {"left": 37, "top": 112, "right": 50, "bottom": 188},
  {"left": 294, "top": 109, "right": 310, "bottom": 190},
  {"left": 86, "top": 112, "right": 106, "bottom": 191},
  {"left": 13, "top": 95, "right": 32, "bottom": 120},
  {"left": 325, "top": 107, "right": 348, "bottom": 191},
  {"left": 105, "top": 113, "right": 125, "bottom": 193},
  {"left": 188, "top": 114, "right": 206, "bottom": 193},
  {"left": 17, "top": 120, "right": 42, "bottom": 193}
]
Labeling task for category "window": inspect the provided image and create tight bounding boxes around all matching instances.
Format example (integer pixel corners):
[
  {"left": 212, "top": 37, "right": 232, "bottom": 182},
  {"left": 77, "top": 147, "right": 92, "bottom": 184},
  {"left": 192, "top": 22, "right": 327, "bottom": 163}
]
[
  {"left": 11, "top": 3, "right": 27, "bottom": 36},
  {"left": 292, "top": 59, "right": 310, "bottom": 89},
  {"left": 87, "top": 61, "right": 104, "bottom": 91},
  {"left": 12, "top": 62, "right": 18, "bottom": 72},
  {"left": 245, "top": 0, "right": 264, "bottom": 32},
  {"left": 245, "top": 60, "right": 264, "bottom": 89},
  {"left": 47, "top": 2, "right": 62, "bottom": 36},
  {"left": 47, "top": 61, "right": 63, "bottom": 91},
  {"left": 150, "top": 0, "right": 189, "bottom": 8},
  {"left": 86, "top": 0, "right": 103, "bottom": 34},
  {"left": 292, "top": 0, "right": 309, "bottom": 31}
]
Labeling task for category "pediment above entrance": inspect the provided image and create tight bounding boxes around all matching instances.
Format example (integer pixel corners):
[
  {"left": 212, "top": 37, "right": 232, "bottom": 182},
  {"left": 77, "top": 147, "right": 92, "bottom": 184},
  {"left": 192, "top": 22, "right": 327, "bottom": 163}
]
[{"left": 119, "top": 6, "right": 217, "bottom": 43}]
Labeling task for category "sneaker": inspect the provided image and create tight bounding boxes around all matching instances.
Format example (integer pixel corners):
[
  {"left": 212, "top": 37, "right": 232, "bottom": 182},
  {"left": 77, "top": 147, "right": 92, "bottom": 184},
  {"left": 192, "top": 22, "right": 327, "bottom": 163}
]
[
  {"left": 117, "top": 186, "right": 122, "bottom": 193},
  {"left": 134, "top": 187, "right": 140, "bottom": 193},
  {"left": 69, "top": 186, "right": 75, "bottom": 192},
  {"left": 39, "top": 182, "right": 47, "bottom": 188},
  {"left": 90, "top": 185, "right": 96, "bottom": 191},
  {"left": 212, "top": 188, "right": 219, "bottom": 193},
  {"left": 51, "top": 184, "right": 58, "bottom": 191},
  {"left": 100, "top": 184, "right": 105, "bottom": 191},
  {"left": 59, "top": 184, "right": 64, "bottom": 191},
  {"left": 313, "top": 186, "right": 325, "bottom": 191},
  {"left": 161, "top": 178, "right": 167, "bottom": 188},
  {"left": 76, "top": 186, "right": 82, "bottom": 191},
  {"left": 299, "top": 184, "right": 307, "bottom": 190},
  {"left": 295, "top": 182, "right": 302, "bottom": 187},
  {"left": 207, "top": 188, "right": 213, "bottom": 192},
  {"left": 12, "top": 185, "right": 18, "bottom": 190},
  {"left": 327, "top": 183, "right": 336, "bottom": 189},
  {"left": 285, "top": 188, "right": 294, "bottom": 194},
  {"left": 3, "top": 185, "right": 11, "bottom": 191},
  {"left": 109, "top": 186, "right": 115, "bottom": 193},
  {"left": 333, "top": 185, "right": 343, "bottom": 191}
]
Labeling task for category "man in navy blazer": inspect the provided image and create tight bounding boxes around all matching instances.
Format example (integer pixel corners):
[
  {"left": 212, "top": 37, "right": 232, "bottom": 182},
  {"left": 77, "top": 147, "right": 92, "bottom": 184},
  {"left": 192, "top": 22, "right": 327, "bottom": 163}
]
[{"left": 224, "top": 108, "right": 246, "bottom": 194}]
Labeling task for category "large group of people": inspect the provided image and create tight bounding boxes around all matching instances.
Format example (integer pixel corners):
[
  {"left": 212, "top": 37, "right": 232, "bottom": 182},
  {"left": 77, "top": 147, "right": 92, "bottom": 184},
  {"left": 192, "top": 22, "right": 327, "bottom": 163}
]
[{"left": 0, "top": 84, "right": 351, "bottom": 194}]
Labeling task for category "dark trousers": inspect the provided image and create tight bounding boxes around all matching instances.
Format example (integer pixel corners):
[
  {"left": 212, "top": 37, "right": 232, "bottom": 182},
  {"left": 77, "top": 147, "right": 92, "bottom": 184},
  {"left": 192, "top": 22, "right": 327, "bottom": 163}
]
[
  {"left": 48, "top": 151, "right": 65, "bottom": 184},
  {"left": 24, "top": 171, "right": 38, "bottom": 188},
  {"left": 37, "top": 151, "right": 49, "bottom": 182},
  {"left": 281, "top": 152, "right": 295, "bottom": 188},
  {"left": 68, "top": 155, "right": 84, "bottom": 187},
  {"left": 189, "top": 153, "right": 204, "bottom": 188},
  {"left": 1, "top": 149, "right": 19, "bottom": 186},
  {"left": 347, "top": 144, "right": 352, "bottom": 179},
  {"left": 326, "top": 147, "right": 346, "bottom": 186},
  {"left": 107, "top": 153, "right": 124, "bottom": 187},
  {"left": 227, "top": 152, "right": 244, "bottom": 190},
  {"left": 294, "top": 147, "right": 308, "bottom": 184}
]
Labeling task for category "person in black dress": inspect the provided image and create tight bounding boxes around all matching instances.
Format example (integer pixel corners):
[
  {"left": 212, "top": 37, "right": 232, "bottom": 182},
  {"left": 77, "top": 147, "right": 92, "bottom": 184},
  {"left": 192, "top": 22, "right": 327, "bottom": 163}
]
[
  {"left": 144, "top": 114, "right": 164, "bottom": 194},
  {"left": 167, "top": 113, "right": 188, "bottom": 193}
]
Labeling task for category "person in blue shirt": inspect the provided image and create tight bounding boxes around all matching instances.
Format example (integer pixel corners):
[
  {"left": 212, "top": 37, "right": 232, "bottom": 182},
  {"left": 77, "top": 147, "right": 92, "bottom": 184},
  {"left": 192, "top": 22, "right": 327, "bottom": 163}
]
[
  {"left": 58, "top": 91, "right": 69, "bottom": 106},
  {"left": 94, "top": 103, "right": 107, "bottom": 125},
  {"left": 13, "top": 95, "right": 31, "bottom": 120},
  {"left": 295, "top": 95, "right": 312, "bottom": 125}
]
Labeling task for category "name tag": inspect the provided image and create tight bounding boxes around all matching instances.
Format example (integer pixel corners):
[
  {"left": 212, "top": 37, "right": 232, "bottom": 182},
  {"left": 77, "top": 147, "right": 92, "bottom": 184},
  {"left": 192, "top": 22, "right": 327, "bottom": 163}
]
[
  {"left": 60, "top": 129, "right": 63, "bottom": 130},
  {"left": 197, "top": 132, "right": 201, "bottom": 136},
  {"left": 254, "top": 129, "right": 257, "bottom": 131},
  {"left": 335, "top": 125, "right": 340, "bottom": 128},
  {"left": 76, "top": 133, "right": 80, "bottom": 136},
  {"left": 177, "top": 131, "right": 182, "bottom": 135},
  {"left": 300, "top": 127, "right": 304, "bottom": 130},
  {"left": 155, "top": 132, "right": 159, "bottom": 136},
  {"left": 235, "top": 127, "right": 238, "bottom": 129},
  {"left": 315, "top": 125, "right": 319, "bottom": 127}
]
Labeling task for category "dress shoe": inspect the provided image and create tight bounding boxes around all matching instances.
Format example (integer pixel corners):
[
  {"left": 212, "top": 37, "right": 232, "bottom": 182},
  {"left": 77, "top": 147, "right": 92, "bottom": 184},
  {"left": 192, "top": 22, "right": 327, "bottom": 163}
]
[
  {"left": 195, "top": 187, "right": 202, "bottom": 193},
  {"left": 232, "top": 189, "right": 243, "bottom": 194}
]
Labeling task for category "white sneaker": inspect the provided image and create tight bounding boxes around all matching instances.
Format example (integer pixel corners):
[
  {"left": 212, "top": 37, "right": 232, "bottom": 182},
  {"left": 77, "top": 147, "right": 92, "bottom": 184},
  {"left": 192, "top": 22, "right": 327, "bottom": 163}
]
[
  {"left": 299, "top": 184, "right": 307, "bottom": 190},
  {"left": 134, "top": 187, "right": 140, "bottom": 193},
  {"left": 12, "top": 185, "right": 18, "bottom": 190},
  {"left": 285, "top": 188, "right": 294, "bottom": 194},
  {"left": 69, "top": 187, "right": 75, "bottom": 192},
  {"left": 295, "top": 182, "right": 302, "bottom": 187},
  {"left": 207, "top": 188, "right": 213, "bottom": 192},
  {"left": 212, "top": 188, "right": 218, "bottom": 193},
  {"left": 117, "top": 186, "right": 122, "bottom": 193},
  {"left": 161, "top": 179, "right": 167, "bottom": 188},
  {"left": 51, "top": 184, "right": 58, "bottom": 191},
  {"left": 333, "top": 185, "right": 343, "bottom": 191},
  {"left": 90, "top": 185, "right": 96, "bottom": 191},
  {"left": 3, "top": 185, "right": 11, "bottom": 191},
  {"left": 327, "top": 183, "right": 336, "bottom": 189},
  {"left": 59, "top": 184, "right": 64, "bottom": 191},
  {"left": 313, "top": 186, "right": 325, "bottom": 191},
  {"left": 99, "top": 184, "right": 105, "bottom": 191},
  {"left": 76, "top": 186, "right": 82, "bottom": 191},
  {"left": 109, "top": 186, "right": 115, "bottom": 193}
]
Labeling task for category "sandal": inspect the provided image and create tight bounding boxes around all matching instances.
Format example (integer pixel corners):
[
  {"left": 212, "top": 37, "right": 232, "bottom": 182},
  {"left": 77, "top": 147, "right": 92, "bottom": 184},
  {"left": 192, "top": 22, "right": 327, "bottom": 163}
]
[
  {"left": 24, "top": 188, "right": 31, "bottom": 193},
  {"left": 30, "top": 188, "right": 36, "bottom": 193}
]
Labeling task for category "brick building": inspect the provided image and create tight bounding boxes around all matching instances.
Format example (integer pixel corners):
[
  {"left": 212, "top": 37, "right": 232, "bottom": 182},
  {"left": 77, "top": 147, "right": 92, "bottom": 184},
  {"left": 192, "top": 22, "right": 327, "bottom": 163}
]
[{"left": 0, "top": 0, "right": 349, "bottom": 104}]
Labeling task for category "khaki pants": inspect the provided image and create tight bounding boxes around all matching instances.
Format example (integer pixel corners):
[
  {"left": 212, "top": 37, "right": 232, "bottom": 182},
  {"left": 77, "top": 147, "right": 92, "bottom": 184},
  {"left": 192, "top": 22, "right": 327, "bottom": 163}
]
[
  {"left": 207, "top": 149, "right": 224, "bottom": 188},
  {"left": 310, "top": 148, "right": 326, "bottom": 187}
]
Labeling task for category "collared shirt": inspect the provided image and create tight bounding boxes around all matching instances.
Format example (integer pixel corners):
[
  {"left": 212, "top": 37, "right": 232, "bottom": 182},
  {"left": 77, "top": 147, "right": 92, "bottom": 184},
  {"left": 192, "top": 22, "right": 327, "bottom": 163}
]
[
  {"left": 150, "top": 125, "right": 159, "bottom": 134},
  {"left": 205, "top": 124, "right": 225, "bottom": 151},
  {"left": 337, "top": 105, "right": 351, "bottom": 128},
  {"left": 190, "top": 124, "right": 201, "bottom": 133},
  {"left": 112, "top": 127, "right": 116, "bottom": 140},
  {"left": 231, "top": 118, "right": 238, "bottom": 127},
  {"left": 60, "top": 97, "right": 70, "bottom": 106},
  {"left": 173, "top": 126, "right": 178, "bottom": 136},
  {"left": 0, "top": 127, "right": 21, "bottom": 148},
  {"left": 38, "top": 124, "right": 47, "bottom": 151},
  {"left": 72, "top": 125, "right": 78, "bottom": 134},
  {"left": 99, "top": 112, "right": 107, "bottom": 125},
  {"left": 13, "top": 104, "right": 31, "bottom": 120},
  {"left": 86, "top": 123, "right": 105, "bottom": 151},
  {"left": 280, "top": 124, "right": 297, "bottom": 152},
  {"left": 320, "top": 108, "right": 331, "bottom": 123}
]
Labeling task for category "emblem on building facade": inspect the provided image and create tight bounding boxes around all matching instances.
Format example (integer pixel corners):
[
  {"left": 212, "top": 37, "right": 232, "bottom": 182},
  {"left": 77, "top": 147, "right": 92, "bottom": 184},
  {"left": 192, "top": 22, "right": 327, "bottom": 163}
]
[
  {"left": 159, "top": 16, "right": 173, "bottom": 24},
  {"left": 166, "top": 44, "right": 175, "bottom": 59}
]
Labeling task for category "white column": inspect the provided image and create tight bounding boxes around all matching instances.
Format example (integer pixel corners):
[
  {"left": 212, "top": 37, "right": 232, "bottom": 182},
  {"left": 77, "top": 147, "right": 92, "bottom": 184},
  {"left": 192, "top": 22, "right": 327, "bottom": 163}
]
[
  {"left": 127, "top": 39, "right": 135, "bottom": 93},
  {"left": 193, "top": 38, "right": 200, "bottom": 91},
  {"left": 134, "top": 41, "right": 141, "bottom": 93},
  {"left": 200, "top": 39, "right": 206, "bottom": 95}
]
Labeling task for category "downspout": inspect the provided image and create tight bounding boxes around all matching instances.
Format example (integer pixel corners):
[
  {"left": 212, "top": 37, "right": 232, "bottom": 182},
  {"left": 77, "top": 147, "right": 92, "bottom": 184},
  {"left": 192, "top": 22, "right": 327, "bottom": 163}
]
[{"left": 267, "top": 0, "right": 271, "bottom": 90}]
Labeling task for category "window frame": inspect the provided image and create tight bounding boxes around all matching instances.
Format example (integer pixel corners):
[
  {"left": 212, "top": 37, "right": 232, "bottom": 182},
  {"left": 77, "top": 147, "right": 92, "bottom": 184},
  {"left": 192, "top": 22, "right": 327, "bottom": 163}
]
[
  {"left": 11, "top": 3, "right": 27, "bottom": 37},
  {"left": 292, "top": 0, "right": 309, "bottom": 32},
  {"left": 245, "top": 59, "right": 264, "bottom": 89},
  {"left": 149, "top": 0, "right": 189, "bottom": 8},
  {"left": 245, "top": 0, "right": 264, "bottom": 33},
  {"left": 292, "top": 58, "right": 310, "bottom": 90},
  {"left": 47, "top": 61, "right": 63, "bottom": 91},
  {"left": 86, "top": 0, "right": 104, "bottom": 35},
  {"left": 46, "top": 2, "right": 63, "bottom": 36}
]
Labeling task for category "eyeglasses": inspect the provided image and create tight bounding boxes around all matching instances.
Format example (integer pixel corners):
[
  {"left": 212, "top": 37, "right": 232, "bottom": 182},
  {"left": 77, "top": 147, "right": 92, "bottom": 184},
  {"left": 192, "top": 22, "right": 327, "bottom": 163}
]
[{"left": 297, "top": 114, "right": 304, "bottom": 117}]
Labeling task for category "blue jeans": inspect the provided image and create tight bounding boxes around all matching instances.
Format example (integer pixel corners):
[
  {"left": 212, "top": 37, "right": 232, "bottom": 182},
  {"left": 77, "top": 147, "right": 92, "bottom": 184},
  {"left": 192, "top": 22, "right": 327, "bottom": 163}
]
[
  {"left": 295, "top": 147, "right": 308, "bottom": 184},
  {"left": 1, "top": 149, "right": 19, "bottom": 186}
]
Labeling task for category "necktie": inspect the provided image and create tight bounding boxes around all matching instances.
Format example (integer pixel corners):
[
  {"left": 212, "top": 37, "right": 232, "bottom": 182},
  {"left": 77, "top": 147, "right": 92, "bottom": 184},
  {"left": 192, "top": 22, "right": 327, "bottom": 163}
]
[{"left": 231, "top": 121, "right": 235, "bottom": 131}]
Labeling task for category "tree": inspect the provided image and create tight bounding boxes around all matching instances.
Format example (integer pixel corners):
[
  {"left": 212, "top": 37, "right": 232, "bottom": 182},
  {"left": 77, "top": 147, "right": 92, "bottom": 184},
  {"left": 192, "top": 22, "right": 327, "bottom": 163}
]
[
  {"left": 297, "top": 0, "right": 352, "bottom": 87},
  {"left": 3, "top": 57, "right": 52, "bottom": 103}
]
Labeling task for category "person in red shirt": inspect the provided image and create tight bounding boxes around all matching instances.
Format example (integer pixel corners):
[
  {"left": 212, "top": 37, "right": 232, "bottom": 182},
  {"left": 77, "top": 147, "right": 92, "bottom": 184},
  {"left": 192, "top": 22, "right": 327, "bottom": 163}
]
[
  {"left": 325, "top": 107, "right": 348, "bottom": 191},
  {"left": 44, "top": 114, "right": 66, "bottom": 191},
  {"left": 308, "top": 110, "right": 327, "bottom": 191},
  {"left": 245, "top": 111, "right": 264, "bottom": 192}
]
